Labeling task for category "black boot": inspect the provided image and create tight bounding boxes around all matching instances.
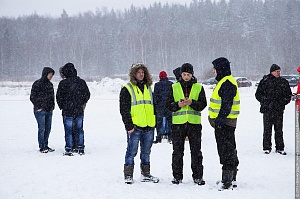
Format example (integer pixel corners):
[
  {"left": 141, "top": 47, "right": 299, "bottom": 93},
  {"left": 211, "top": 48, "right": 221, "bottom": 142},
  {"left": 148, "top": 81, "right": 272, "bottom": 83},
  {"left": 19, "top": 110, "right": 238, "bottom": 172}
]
[
  {"left": 221, "top": 170, "right": 233, "bottom": 189},
  {"left": 140, "top": 164, "right": 159, "bottom": 183},
  {"left": 232, "top": 168, "right": 238, "bottom": 188},
  {"left": 124, "top": 165, "right": 134, "bottom": 184}
]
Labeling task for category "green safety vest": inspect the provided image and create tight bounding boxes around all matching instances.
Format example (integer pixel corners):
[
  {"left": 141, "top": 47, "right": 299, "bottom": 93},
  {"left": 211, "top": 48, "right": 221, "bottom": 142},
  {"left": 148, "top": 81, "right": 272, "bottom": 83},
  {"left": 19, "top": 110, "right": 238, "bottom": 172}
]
[
  {"left": 172, "top": 82, "right": 202, "bottom": 124},
  {"left": 124, "top": 82, "right": 155, "bottom": 127},
  {"left": 208, "top": 75, "right": 240, "bottom": 119}
]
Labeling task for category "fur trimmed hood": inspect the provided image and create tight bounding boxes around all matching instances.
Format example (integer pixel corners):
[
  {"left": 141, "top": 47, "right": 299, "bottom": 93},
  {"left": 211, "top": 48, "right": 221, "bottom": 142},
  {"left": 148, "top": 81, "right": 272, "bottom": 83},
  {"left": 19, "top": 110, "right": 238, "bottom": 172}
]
[{"left": 129, "top": 63, "right": 153, "bottom": 86}]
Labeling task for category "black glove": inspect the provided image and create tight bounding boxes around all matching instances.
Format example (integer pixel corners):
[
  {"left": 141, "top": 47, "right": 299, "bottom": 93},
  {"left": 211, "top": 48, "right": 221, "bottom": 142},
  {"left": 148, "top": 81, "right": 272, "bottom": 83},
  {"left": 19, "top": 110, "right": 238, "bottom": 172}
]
[{"left": 215, "top": 117, "right": 226, "bottom": 129}]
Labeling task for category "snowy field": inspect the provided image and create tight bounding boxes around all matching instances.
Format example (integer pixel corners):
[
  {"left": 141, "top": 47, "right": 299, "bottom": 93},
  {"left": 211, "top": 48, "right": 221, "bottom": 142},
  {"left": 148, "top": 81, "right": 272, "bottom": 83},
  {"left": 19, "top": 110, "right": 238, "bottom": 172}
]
[{"left": 0, "top": 78, "right": 296, "bottom": 199}]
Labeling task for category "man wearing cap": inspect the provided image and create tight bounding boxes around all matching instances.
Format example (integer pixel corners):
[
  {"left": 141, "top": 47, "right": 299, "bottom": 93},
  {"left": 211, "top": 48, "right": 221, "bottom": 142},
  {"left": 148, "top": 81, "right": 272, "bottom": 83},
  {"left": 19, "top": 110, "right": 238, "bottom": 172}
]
[
  {"left": 166, "top": 63, "right": 207, "bottom": 185},
  {"left": 208, "top": 57, "right": 240, "bottom": 189},
  {"left": 255, "top": 64, "right": 292, "bottom": 155},
  {"left": 153, "top": 71, "right": 173, "bottom": 143}
]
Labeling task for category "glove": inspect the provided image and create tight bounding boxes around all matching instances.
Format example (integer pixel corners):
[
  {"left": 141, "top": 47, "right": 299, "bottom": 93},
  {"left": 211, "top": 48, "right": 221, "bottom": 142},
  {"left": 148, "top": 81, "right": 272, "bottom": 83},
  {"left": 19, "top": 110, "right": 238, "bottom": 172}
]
[{"left": 215, "top": 117, "right": 226, "bottom": 129}]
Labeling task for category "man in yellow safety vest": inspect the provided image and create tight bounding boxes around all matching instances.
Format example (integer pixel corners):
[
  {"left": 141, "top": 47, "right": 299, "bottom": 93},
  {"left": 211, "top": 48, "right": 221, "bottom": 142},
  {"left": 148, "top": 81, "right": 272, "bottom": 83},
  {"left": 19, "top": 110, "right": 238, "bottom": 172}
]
[
  {"left": 119, "top": 63, "right": 159, "bottom": 184},
  {"left": 208, "top": 57, "right": 240, "bottom": 190},
  {"left": 166, "top": 63, "right": 207, "bottom": 185}
]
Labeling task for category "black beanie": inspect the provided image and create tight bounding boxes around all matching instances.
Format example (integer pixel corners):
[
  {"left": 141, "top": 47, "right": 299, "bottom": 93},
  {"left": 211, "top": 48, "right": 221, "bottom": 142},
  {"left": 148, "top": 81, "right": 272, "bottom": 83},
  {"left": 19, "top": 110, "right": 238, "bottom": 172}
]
[
  {"left": 212, "top": 57, "right": 230, "bottom": 70},
  {"left": 181, "top": 63, "right": 194, "bottom": 75},
  {"left": 270, "top": 64, "right": 281, "bottom": 73}
]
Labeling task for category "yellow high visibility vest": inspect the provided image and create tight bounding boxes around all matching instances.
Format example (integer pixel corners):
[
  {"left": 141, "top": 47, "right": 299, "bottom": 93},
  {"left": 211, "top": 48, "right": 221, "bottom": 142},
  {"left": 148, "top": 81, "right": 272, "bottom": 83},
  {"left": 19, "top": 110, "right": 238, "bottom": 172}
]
[
  {"left": 172, "top": 82, "right": 202, "bottom": 124},
  {"left": 124, "top": 82, "right": 155, "bottom": 127},
  {"left": 208, "top": 75, "right": 240, "bottom": 119}
]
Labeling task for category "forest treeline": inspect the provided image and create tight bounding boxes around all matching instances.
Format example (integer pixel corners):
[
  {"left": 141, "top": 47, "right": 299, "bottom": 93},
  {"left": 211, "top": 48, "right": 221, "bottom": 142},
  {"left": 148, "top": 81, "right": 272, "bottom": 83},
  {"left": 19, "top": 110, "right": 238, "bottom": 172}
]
[{"left": 0, "top": 0, "right": 299, "bottom": 81}]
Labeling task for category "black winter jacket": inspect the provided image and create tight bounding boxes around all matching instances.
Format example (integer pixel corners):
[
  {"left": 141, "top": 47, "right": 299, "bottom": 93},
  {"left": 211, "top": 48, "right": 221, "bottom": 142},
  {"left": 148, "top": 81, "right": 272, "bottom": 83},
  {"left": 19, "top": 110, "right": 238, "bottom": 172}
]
[
  {"left": 30, "top": 67, "right": 55, "bottom": 112},
  {"left": 154, "top": 78, "right": 173, "bottom": 112},
  {"left": 255, "top": 74, "right": 292, "bottom": 113},
  {"left": 56, "top": 66, "right": 90, "bottom": 117},
  {"left": 166, "top": 77, "right": 207, "bottom": 116}
]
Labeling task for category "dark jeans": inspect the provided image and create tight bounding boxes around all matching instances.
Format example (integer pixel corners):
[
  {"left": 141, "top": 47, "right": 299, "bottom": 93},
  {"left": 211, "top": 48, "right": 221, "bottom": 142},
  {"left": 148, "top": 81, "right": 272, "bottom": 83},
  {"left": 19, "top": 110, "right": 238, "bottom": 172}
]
[
  {"left": 263, "top": 111, "right": 284, "bottom": 151},
  {"left": 34, "top": 109, "right": 53, "bottom": 149},
  {"left": 172, "top": 123, "right": 203, "bottom": 180},
  {"left": 63, "top": 115, "right": 85, "bottom": 152},
  {"left": 155, "top": 109, "right": 172, "bottom": 141},
  {"left": 214, "top": 124, "right": 239, "bottom": 170},
  {"left": 125, "top": 128, "right": 154, "bottom": 166}
]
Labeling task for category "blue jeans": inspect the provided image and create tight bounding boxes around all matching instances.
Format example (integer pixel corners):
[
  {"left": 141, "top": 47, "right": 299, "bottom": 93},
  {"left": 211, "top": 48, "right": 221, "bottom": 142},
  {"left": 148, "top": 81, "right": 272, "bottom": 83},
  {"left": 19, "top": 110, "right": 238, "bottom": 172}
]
[
  {"left": 125, "top": 128, "right": 154, "bottom": 166},
  {"left": 156, "top": 109, "right": 172, "bottom": 141},
  {"left": 63, "top": 115, "right": 84, "bottom": 152},
  {"left": 34, "top": 109, "right": 53, "bottom": 149}
]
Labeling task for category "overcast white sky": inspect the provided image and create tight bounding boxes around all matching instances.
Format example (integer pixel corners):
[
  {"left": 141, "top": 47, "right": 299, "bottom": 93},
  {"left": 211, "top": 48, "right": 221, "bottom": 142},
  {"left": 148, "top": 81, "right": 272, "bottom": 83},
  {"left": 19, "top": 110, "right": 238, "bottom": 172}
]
[{"left": 0, "top": 0, "right": 192, "bottom": 18}]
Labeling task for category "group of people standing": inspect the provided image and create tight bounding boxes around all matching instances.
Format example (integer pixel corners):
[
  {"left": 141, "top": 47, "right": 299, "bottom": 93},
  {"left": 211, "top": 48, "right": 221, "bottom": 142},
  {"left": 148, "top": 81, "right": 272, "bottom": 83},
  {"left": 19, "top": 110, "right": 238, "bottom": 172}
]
[
  {"left": 30, "top": 63, "right": 90, "bottom": 156},
  {"left": 29, "top": 57, "right": 293, "bottom": 189},
  {"left": 119, "top": 57, "right": 243, "bottom": 189}
]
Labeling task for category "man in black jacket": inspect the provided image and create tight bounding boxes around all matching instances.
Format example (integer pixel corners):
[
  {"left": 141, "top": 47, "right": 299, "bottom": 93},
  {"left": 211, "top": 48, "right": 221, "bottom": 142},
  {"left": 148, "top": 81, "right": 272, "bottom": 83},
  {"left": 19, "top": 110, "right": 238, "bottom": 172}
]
[
  {"left": 208, "top": 57, "right": 240, "bottom": 189},
  {"left": 119, "top": 63, "right": 159, "bottom": 184},
  {"left": 30, "top": 67, "right": 55, "bottom": 153},
  {"left": 166, "top": 63, "right": 207, "bottom": 185},
  {"left": 255, "top": 64, "right": 292, "bottom": 155},
  {"left": 153, "top": 71, "right": 173, "bottom": 143},
  {"left": 56, "top": 63, "right": 90, "bottom": 156}
]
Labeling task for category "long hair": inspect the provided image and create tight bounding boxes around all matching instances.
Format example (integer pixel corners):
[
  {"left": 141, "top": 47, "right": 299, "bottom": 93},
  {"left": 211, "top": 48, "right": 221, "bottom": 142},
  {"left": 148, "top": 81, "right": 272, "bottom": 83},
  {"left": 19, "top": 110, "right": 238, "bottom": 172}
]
[{"left": 129, "top": 63, "right": 153, "bottom": 86}]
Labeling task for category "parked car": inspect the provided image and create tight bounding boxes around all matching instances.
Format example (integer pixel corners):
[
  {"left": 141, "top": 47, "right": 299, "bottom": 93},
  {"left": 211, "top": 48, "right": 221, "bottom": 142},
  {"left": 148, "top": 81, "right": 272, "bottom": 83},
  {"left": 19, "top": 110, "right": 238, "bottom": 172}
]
[
  {"left": 202, "top": 77, "right": 217, "bottom": 85},
  {"left": 281, "top": 75, "right": 299, "bottom": 87},
  {"left": 255, "top": 74, "right": 299, "bottom": 87},
  {"left": 235, "top": 77, "right": 252, "bottom": 87}
]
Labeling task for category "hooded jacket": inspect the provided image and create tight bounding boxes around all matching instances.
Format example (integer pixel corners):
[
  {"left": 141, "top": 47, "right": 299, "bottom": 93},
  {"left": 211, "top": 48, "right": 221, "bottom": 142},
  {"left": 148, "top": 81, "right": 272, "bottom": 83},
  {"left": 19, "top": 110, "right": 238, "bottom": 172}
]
[
  {"left": 119, "top": 63, "right": 153, "bottom": 131},
  {"left": 56, "top": 63, "right": 90, "bottom": 117},
  {"left": 154, "top": 77, "right": 173, "bottom": 111},
  {"left": 209, "top": 57, "right": 238, "bottom": 127},
  {"left": 255, "top": 74, "right": 292, "bottom": 113},
  {"left": 30, "top": 67, "right": 55, "bottom": 112}
]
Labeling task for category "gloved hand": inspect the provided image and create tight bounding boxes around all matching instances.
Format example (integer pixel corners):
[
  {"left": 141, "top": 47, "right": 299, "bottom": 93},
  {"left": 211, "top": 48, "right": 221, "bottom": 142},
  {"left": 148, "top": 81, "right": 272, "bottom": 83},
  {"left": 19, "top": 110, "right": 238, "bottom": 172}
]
[{"left": 215, "top": 117, "right": 226, "bottom": 129}]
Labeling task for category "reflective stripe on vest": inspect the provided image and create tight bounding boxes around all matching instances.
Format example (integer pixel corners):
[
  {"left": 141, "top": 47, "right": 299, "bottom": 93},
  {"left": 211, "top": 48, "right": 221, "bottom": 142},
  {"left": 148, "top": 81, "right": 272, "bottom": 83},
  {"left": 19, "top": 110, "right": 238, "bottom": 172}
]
[
  {"left": 124, "top": 83, "right": 155, "bottom": 127},
  {"left": 172, "top": 82, "right": 202, "bottom": 124},
  {"left": 208, "top": 75, "right": 240, "bottom": 119}
]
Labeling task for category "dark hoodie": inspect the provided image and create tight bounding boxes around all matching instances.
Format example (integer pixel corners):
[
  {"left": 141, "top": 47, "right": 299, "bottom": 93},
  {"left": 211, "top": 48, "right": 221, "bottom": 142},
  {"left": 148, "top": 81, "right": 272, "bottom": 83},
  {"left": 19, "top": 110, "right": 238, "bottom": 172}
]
[
  {"left": 56, "top": 63, "right": 90, "bottom": 117},
  {"left": 30, "top": 67, "right": 55, "bottom": 112},
  {"left": 210, "top": 57, "right": 237, "bottom": 127}
]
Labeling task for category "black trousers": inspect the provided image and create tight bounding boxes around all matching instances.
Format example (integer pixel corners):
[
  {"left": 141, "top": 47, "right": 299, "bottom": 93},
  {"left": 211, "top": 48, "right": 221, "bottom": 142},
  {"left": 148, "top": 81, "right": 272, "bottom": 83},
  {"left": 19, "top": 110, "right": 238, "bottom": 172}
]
[
  {"left": 171, "top": 123, "right": 203, "bottom": 180},
  {"left": 263, "top": 111, "right": 284, "bottom": 151},
  {"left": 214, "top": 125, "right": 239, "bottom": 170}
]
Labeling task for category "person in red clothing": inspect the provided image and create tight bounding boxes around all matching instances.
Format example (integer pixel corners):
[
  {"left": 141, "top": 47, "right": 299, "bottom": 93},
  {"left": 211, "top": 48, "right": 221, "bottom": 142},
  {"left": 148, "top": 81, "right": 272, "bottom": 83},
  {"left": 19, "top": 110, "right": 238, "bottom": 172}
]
[{"left": 295, "top": 66, "right": 300, "bottom": 112}]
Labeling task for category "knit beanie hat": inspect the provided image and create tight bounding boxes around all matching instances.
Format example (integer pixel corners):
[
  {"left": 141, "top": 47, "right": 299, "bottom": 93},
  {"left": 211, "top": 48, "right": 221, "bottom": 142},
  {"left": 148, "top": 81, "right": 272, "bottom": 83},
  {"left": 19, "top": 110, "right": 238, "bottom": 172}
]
[
  {"left": 159, "top": 71, "right": 167, "bottom": 79},
  {"left": 181, "top": 63, "right": 194, "bottom": 75},
  {"left": 270, "top": 64, "right": 281, "bottom": 73}
]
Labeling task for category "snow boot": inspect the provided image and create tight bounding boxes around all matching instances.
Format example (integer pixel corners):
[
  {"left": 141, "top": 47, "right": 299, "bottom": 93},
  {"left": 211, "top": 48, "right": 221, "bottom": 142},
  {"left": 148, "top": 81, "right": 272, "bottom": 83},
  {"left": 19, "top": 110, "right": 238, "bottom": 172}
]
[
  {"left": 193, "top": 178, "right": 205, "bottom": 186},
  {"left": 171, "top": 178, "right": 182, "bottom": 184},
  {"left": 124, "top": 165, "right": 134, "bottom": 184},
  {"left": 140, "top": 164, "right": 159, "bottom": 183},
  {"left": 221, "top": 170, "right": 233, "bottom": 189},
  {"left": 232, "top": 168, "right": 238, "bottom": 188},
  {"left": 46, "top": 146, "right": 55, "bottom": 152}
]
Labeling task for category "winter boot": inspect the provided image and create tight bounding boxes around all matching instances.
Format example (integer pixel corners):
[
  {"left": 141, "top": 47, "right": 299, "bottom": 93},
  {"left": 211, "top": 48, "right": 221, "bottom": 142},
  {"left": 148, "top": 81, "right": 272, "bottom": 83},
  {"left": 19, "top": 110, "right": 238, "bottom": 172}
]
[
  {"left": 193, "top": 178, "right": 205, "bottom": 185},
  {"left": 124, "top": 165, "right": 134, "bottom": 184},
  {"left": 221, "top": 170, "right": 233, "bottom": 189},
  {"left": 171, "top": 178, "right": 182, "bottom": 184},
  {"left": 140, "top": 164, "right": 159, "bottom": 183},
  {"left": 232, "top": 168, "right": 238, "bottom": 188}
]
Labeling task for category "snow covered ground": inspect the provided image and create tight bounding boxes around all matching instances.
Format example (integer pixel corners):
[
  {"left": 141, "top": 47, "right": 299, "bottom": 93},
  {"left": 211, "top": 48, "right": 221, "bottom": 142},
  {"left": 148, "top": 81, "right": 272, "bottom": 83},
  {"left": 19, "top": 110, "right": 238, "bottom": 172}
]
[{"left": 0, "top": 78, "right": 296, "bottom": 199}]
